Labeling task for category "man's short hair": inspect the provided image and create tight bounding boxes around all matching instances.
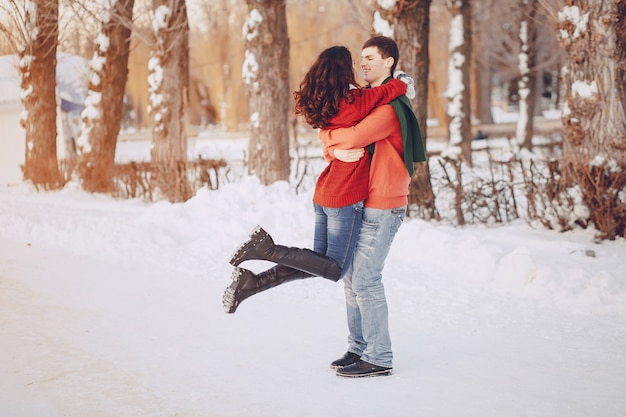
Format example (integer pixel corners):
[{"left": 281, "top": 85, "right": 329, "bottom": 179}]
[{"left": 362, "top": 35, "right": 399, "bottom": 74}]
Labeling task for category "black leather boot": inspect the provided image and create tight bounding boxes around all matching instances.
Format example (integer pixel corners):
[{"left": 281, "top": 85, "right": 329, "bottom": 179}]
[
  {"left": 229, "top": 226, "right": 341, "bottom": 281},
  {"left": 223, "top": 265, "right": 312, "bottom": 313},
  {"left": 229, "top": 226, "right": 273, "bottom": 266}
]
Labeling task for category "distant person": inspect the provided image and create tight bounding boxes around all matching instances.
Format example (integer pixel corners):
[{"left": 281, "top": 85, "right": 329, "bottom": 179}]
[{"left": 222, "top": 45, "right": 410, "bottom": 314}]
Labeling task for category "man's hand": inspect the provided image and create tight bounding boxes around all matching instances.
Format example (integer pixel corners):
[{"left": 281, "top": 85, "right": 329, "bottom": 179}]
[{"left": 333, "top": 148, "right": 365, "bottom": 163}]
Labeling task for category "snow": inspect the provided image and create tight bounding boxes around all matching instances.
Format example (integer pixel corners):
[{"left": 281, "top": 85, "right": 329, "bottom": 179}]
[
  {"left": 250, "top": 111, "right": 260, "bottom": 129},
  {"left": 558, "top": 6, "right": 589, "bottom": 40},
  {"left": 242, "top": 8, "right": 263, "bottom": 42},
  {"left": 446, "top": 12, "right": 466, "bottom": 151},
  {"left": 377, "top": 0, "right": 397, "bottom": 10},
  {"left": 516, "top": 17, "right": 530, "bottom": 145},
  {"left": 147, "top": 55, "right": 165, "bottom": 132},
  {"left": 151, "top": 5, "right": 171, "bottom": 34},
  {"left": 372, "top": 11, "right": 393, "bottom": 37},
  {"left": 1, "top": 136, "right": 625, "bottom": 417},
  {"left": 241, "top": 50, "right": 259, "bottom": 86},
  {"left": 25, "top": 1, "right": 39, "bottom": 42},
  {"left": 572, "top": 80, "right": 598, "bottom": 98},
  {"left": 95, "top": 32, "right": 110, "bottom": 54}
]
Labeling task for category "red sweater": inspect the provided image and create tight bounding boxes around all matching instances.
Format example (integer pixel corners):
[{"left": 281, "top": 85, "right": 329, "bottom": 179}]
[
  {"left": 319, "top": 105, "right": 410, "bottom": 209},
  {"left": 313, "top": 79, "right": 406, "bottom": 208}
]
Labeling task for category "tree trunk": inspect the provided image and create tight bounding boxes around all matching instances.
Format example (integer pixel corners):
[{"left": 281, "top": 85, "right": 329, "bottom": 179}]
[
  {"left": 445, "top": 0, "right": 473, "bottom": 166},
  {"left": 375, "top": 0, "right": 440, "bottom": 220},
  {"left": 471, "top": 0, "right": 494, "bottom": 125},
  {"left": 558, "top": 0, "right": 626, "bottom": 239},
  {"left": 149, "top": 0, "right": 192, "bottom": 203},
  {"left": 79, "top": 0, "right": 135, "bottom": 193},
  {"left": 616, "top": 1, "right": 626, "bottom": 116},
  {"left": 20, "top": 0, "right": 63, "bottom": 190},
  {"left": 515, "top": 0, "right": 538, "bottom": 151},
  {"left": 242, "top": 0, "right": 290, "bottom": 185},
  {"left": 559, "top": 1, "right": 626, "bottom": 161}
]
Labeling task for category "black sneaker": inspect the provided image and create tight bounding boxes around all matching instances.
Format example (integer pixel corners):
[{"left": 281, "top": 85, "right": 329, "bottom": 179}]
[
  {"left": 335, "top": 360, "right": 392, "bottom": 378},
  {"left": 329, "top": 352, "right": 361, "bottom": 370}
]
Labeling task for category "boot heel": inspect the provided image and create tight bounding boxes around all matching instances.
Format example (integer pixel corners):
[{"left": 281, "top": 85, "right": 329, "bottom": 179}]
[
  {"left": 248, "top": 225, "right": 262, "bottom": 238},
  {"left": 230, "top": 267, "right": 243, "bottom": 282},
  {"left": 229, "top": 226, "right": 270, "bottom": 266}
]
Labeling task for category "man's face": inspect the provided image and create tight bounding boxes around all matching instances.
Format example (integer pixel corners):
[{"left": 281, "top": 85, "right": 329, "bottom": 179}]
[{"left": 360, "top": 46, "right": 393, "bottom": 87}]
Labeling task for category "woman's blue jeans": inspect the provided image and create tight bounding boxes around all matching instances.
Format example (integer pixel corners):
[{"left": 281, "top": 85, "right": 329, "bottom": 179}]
[
  {"left": 313, "top": 201, "right": 363, "bottom": 275},
  {"left": 342, "top": 206, "right": 406, "bottom": 368}
]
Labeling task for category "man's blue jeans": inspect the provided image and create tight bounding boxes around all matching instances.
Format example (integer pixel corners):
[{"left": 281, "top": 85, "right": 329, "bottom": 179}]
[
  {"left": 313, "top": 201, "right": 363, "bottom": 274},
  {"left": 342, "top": 206, "right": 406, "bottom": 368}
]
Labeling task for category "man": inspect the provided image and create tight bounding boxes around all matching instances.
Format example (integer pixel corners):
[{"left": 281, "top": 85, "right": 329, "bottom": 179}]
[{"left": 319, "top": 35, "right": 425, "bottom": 378}]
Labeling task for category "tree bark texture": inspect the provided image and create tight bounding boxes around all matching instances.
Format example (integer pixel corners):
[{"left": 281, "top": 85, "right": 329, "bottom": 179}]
[
  {"left": 516, "top": 0, "right": 539, "bottom": 151},
  {"left": 243, "top": 0, "right": 290, "bottom": 185},
  {"left": 558, "top": 0, "right": 626, "bottom": 239},
  {"left": 376, "top": 0, "right": 440, "bottom": 220},
  {"left": 559, "top": 0, "right": 626, "bottom": 163},
  {"left": 471, "top": 0, "right": 494, "bottom": 125},
  {"left": 80, "top": 0, "right": 135, "bottom": 193},
  {"left": 20, "top": 0, "right": 63, "bottom": 190},
  {"left": 149, "top": 0, "right": 192, "bottom": 203},
  {"left": 447, "top": 0, "right": 473, "bottom": 165}
]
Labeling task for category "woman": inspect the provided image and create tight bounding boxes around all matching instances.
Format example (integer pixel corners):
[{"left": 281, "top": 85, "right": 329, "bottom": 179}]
[{"left": 223, "top": 46, "right": 408, "bottom": 313}]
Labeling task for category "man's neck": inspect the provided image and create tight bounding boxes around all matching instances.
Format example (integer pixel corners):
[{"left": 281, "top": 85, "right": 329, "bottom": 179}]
[{"left": 369, "top": 73, "right": 392, "bottom": 87}]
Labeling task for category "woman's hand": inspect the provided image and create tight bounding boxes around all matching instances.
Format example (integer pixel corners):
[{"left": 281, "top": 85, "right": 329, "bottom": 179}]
[{"left": 333, "top": 148, "right": 365, "bottom": 163}]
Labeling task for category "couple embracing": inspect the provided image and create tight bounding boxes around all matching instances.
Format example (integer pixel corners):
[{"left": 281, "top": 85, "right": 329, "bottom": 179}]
[{"left": 223, "top": 35, "right": 426, "bottom": 378}]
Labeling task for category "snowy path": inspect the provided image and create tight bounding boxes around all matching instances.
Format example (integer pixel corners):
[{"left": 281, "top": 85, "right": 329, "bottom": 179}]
[
  {"left": 1, "top": 238, "right": 624, "bottom": 417},
  {"left": 1, "top": 185, "right": 625, "bottom": 416}
]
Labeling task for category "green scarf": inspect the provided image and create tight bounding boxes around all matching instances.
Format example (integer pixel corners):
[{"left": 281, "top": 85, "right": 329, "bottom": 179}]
[{"left": 368, "top": 77, "right": 427, "bottom": 176}]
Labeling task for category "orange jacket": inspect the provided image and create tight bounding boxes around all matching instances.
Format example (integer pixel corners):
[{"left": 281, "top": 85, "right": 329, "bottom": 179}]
[
  {"left": 312, "top": 79, "right": 406, "bottom": 208},
  {"left": 319, "top": 105, "right": 409, "bottom": 209}
]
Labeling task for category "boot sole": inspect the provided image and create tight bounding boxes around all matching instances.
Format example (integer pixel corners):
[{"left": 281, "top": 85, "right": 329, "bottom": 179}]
[
  {"left": 335, "top": 368, "right": 393, "bottom": 378},
  {"left": 222, "top": 268, "right": 243, "bottom": 313},
  {"left": 228, "top": 225, "right": 264, "bottom": 266}
]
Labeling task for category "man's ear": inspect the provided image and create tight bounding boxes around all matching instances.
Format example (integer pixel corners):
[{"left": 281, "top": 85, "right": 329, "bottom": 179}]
[{"left": 384, "top": 56, "right": 394, "bottom": 69}]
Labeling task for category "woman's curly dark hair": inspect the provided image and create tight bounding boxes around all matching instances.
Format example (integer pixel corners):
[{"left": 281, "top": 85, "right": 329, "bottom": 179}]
[{"left": 293, "top": 46, "right": 360, "bottom": 129}]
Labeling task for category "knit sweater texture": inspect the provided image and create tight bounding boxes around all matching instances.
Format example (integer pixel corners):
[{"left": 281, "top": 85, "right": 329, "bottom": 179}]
[
  {"left": 319, "top": 105, "right": 410, "bottom": 209},
  {"left": 312, "top": 79, "right": 406, "bottom": 208}
]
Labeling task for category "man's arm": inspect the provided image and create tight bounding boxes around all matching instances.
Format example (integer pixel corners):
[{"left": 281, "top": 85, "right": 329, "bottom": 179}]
[
  {"left": 320, "top": 105, "right": 397, "bottom": 150},
  {"left": 348, "top": 79, "right": 406, "bottom": 121}
]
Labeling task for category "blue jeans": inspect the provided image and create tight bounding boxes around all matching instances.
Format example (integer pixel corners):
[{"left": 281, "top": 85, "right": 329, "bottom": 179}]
[
  {"left": 313, "top": 201, "right": 363, "bottom": 275},
  {"left": 342, "top": 206, "right": 406, "bottom": 368}
]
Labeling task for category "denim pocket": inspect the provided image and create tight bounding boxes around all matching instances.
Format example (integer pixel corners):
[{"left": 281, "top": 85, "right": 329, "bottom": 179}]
[{"left": 392, "top": 207, "right": 406, "bottom": 223}]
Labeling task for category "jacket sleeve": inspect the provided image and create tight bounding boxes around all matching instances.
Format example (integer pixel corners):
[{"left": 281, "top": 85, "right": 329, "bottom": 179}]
[
  {"left": 320, "top": 105, "right": 397, "bottom": 150},
  {"left": 348, "top": 79, "right": 406, "bottom": 122}
]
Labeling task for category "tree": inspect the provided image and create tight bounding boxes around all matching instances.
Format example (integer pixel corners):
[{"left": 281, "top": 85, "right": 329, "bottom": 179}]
[
  {"left": 515, "top": 0, "right": 539, "bottom": 150},
  {"left": 242, "top": 0, "right": 290, "bottom": 185},
  {"left": 148, "top": 0, "right": 192, "bottom": 203},
  {"left": 1, "top": 0, "right": 63, "bottom": 189},
  {"left": 557, "top": 0, "right": 626, "bottom": 239},
  {"left": 444, "top": 0, "right": 473, "bottom": 165},
  {"left": 374, "top": 0, "right": 440, "bottom": 220},
  {"left": 470, "top": 0, "right": 494, "bottom": 124},
  {"left": 78, "top": 0, "right": 135, "bottom": 193}
]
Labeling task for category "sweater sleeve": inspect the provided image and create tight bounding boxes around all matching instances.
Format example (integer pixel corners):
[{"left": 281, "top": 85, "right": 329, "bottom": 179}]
[
  {"left": 320, "top": 105, "right": 397, "bottom": 150},
  {"left": 329, "top": 79, "right": 406, "bottom": 127}
]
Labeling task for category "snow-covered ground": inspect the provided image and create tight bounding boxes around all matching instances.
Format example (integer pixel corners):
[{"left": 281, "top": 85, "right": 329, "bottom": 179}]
[{"left": 1, "top": 132, "right": 625, "bottom": 417}]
